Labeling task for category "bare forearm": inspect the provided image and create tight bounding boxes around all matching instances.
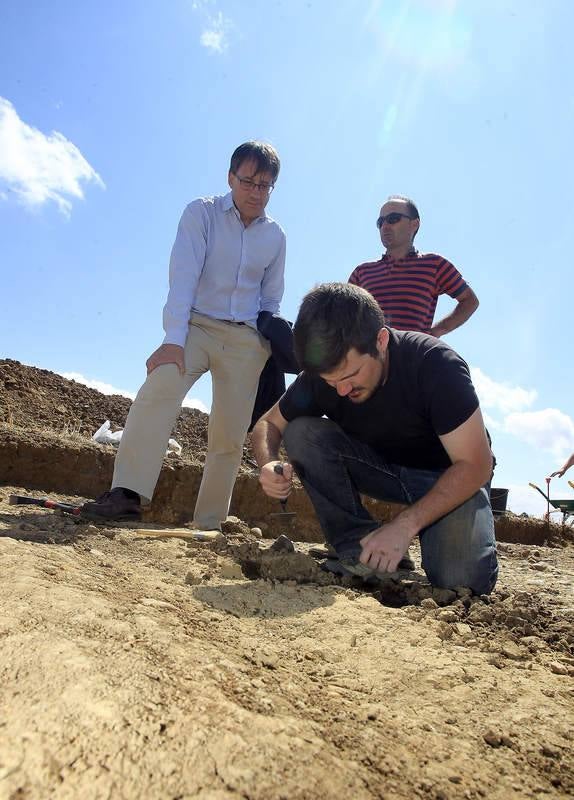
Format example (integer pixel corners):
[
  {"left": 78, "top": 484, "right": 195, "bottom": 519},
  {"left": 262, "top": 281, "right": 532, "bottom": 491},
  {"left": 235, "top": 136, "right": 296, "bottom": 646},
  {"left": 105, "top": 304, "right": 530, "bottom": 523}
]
[
  {"left": 399, "top": 460, "right": 491, "bottom": 536},
  {"left": 431, "top": 296, "right": 479, "bottom": 337},
  {"left": 251, "top": 420, "right": 283, "bottom": 467}
]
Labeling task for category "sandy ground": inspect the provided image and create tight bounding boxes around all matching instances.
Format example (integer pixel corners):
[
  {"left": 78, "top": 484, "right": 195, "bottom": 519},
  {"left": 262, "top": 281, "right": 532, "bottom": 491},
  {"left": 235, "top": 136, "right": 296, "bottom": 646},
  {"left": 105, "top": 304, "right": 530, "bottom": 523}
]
[{"left": 0, "top": 486, "right": 573, "bottom": 800}]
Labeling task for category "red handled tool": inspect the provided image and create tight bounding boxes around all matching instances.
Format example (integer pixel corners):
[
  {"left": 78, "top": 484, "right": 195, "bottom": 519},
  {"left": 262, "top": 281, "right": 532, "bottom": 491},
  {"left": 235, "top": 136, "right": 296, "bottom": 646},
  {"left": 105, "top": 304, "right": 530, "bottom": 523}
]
[{"left": 9, "top": 495, "right": 83, "bottom": 516}]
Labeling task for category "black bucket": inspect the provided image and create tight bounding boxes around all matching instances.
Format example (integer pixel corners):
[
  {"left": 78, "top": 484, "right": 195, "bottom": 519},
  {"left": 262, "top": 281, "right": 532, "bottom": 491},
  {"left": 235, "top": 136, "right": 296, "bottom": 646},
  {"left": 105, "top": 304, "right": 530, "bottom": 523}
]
[{"left": 490, "top": 487, "right": 509, "bottom": 515}]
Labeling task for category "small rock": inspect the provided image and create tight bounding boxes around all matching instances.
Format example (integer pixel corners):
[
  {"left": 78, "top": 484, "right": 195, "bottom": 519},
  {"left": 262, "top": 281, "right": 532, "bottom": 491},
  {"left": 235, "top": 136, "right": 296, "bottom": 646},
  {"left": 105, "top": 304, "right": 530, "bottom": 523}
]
[
  {"left": 500, "top": 642, "right": 526, "bottom": 660},
  {"left": 249, "top": 527, "right": 263, "bottom": 539},
  {"left": 530, "top": 562, "right": 548, "bottom": 571},
  {"left": 220, "top": 562, "right": 244, "bottom": 580},
  {"left": 432, "top": 587, "right": 458, "bottom": 605},
  {"left": 184, "top": 572, "right": 202, "bottom": 585},
  {"left": 139, "top": 598, "right": 178, "bottom": 610},
  {"left": 484, "top": 730, "right": 502, "bottom": 747},
  {"left": 453, "top": 622, "right": 472, "bottom": 638},
  {"left": 421, "top": 598, "right": 438, "bottom": 610},
  {"left": 549, "top": 661, "right": 569, "bottom": 676},
  {"left": 270, "top": 534, "right": 295, "bottom": 553},
  {"left": 435, "top": 622, "right": 453, "bottom": 640},
  {"left": 436, "top": 609, "right": 459, "bottom": 623},
  {"left": 541, "top": 745, "right": 561, "bottom": 759}
]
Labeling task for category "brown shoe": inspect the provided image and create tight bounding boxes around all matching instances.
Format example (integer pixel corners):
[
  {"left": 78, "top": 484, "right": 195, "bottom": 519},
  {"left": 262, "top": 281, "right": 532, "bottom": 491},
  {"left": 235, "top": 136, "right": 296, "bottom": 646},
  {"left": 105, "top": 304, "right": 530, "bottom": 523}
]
[{"left": 82, "top": 488, "right": 141, "bottom": 521}]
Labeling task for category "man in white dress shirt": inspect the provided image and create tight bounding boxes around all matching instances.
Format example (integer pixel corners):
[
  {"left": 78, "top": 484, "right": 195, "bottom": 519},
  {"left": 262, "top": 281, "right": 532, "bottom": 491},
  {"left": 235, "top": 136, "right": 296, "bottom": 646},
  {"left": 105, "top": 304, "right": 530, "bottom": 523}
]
[{"left": 84, "top": 141, "right": 286, "bottom": 531}]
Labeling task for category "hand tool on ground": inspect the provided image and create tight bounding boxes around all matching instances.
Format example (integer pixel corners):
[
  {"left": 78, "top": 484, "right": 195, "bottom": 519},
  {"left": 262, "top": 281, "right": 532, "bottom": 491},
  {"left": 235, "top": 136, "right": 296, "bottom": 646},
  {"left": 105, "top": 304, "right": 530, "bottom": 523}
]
[
  {"left": 269, "top": 463, "right": 296, "bottom": 532},
  {"left": 9, "top": 494, "right": 82, "bottom": 516},
  {"left": 134, "top": 528, "right": 221, "bottom": 541}
]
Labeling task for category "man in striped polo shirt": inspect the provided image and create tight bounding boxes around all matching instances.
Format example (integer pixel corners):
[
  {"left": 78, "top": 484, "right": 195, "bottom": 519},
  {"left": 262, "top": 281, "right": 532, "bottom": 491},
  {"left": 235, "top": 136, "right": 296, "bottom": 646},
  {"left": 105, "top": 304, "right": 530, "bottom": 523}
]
[{"left": 349, "top": 196, "right": 479, "bottom": 337}]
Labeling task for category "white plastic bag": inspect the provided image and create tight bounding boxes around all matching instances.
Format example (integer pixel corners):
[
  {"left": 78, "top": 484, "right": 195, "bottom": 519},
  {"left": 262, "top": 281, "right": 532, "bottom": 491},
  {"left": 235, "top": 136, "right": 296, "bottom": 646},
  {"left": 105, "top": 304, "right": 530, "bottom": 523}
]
[
  {"left": 91, "top": 421, "right": 182, "bottom": 456},
  {"left": 166, "top": 438, "right": 182, "bottom": 456},
  {"left": 91, "top": 420, "right": 123, "bottom": 446}
]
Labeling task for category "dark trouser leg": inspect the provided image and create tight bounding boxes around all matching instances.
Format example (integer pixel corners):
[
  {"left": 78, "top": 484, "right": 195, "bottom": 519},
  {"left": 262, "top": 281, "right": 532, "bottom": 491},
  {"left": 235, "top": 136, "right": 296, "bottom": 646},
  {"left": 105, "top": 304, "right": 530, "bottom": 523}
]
[
  {"left": 283, "top": 417, "right": 498, "bottom": 594},
  {"left": 283, "top": 417, "right": 409, "bottom": 560}
]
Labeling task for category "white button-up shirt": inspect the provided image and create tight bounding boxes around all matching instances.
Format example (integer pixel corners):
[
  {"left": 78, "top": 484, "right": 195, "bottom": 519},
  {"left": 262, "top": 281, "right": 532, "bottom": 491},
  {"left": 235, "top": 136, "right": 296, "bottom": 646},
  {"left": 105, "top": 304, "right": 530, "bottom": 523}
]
[{"left": 162, "top": 192, "right": 286, "bottom": 346}]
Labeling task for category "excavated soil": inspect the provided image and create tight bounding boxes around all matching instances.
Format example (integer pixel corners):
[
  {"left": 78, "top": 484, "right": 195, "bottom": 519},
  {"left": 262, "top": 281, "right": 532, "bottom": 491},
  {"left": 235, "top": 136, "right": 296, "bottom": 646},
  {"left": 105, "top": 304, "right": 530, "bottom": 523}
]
[{"left": 1, "top": 359, "right": 573, "bottom": 799}]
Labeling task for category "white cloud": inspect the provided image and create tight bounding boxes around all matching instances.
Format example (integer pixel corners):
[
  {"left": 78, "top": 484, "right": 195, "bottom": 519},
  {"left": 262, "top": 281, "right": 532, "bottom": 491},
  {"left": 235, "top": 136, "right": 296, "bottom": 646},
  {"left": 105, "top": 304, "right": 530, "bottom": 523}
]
[
  {"left": 61, "top": 371, "right": 209, "bottom": 414},
  {"left": 504, "top": 409, "right": 574, "bottom": 459},
  {"left": 482, "top": 411, "right": 502, "bottom": 431},
  {"left": 470, "top": 366, "right": 537, "bottom": 414},
  {"left": 506, "top": 483, "right": 547, "bottom": 519},
  {"left": 0, "top": 97, "right": 104, "bottom": 216},
  {"left": 61, "top": 372, "right": 136, "bottom": 400},
  {"left": 191, "top": 1, "right": 233, "bottom": 53},
  {"left": 200, "top": 26, "right": 226, "bottom": 52},
  {"left": 182, "top": 396, "right": 209, "bottom": 413}
]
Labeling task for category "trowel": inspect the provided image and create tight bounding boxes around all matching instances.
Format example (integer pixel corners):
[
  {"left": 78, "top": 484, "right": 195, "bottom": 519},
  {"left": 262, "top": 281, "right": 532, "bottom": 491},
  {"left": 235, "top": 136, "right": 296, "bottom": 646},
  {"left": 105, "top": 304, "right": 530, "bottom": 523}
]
[{"left": 269, "top": 463, "right": 296, "bottom": 533}]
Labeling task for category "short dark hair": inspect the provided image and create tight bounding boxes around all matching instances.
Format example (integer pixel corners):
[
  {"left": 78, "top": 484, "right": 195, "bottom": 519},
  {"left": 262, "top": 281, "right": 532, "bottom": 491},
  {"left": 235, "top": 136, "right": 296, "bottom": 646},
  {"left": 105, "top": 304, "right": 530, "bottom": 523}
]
[
  {"left": 230, "top": 141, "right": 280, "bottom": 181},
  {"left": 386, "top": 194, "right": 420, "bottom": 220},
  {"left": 294, "top": 283, "right": 386, "bottom": 374}
]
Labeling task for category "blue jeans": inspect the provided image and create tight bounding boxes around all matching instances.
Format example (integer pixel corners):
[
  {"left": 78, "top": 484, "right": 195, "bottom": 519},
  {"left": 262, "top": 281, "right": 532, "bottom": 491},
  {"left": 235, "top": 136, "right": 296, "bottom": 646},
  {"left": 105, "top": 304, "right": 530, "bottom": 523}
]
[{"left": 283, "top": 417, "right": 498, "bottom": 595}]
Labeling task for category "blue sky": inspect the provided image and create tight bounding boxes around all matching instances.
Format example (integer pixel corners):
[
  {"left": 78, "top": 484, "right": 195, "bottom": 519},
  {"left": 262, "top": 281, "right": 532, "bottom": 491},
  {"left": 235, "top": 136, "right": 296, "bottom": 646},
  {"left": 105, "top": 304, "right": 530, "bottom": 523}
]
[{"left": 1, "top": 0, "right": 573, "bottom": 517}]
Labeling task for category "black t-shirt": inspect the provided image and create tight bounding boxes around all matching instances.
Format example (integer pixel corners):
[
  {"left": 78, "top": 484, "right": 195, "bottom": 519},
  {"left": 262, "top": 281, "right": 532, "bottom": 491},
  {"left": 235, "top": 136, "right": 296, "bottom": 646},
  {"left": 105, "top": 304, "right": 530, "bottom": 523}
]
[{"left": 279, "top": 328, "right": 479, "bottom": 470}]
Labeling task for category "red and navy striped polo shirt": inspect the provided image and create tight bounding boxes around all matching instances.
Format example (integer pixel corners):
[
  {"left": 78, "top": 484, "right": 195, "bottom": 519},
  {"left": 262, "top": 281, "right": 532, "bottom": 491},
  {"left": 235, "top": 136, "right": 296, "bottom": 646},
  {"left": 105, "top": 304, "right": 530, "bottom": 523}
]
[{"left": 348, "top": 250, "right": 467, "bottom": 333}]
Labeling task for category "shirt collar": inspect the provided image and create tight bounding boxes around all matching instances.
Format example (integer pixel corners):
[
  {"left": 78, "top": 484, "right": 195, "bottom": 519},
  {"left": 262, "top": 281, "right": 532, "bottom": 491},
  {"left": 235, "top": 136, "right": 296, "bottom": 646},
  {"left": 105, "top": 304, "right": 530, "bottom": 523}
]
[{"left": 382, "top": 247, "right": 418, "bottom": 263}]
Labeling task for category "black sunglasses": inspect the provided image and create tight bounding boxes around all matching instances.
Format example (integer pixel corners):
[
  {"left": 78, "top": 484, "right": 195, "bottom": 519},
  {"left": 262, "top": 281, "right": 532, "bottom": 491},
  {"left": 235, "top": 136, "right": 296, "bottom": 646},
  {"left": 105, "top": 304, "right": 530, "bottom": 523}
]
[{"left": 376, "top": 212, "right": 413, "bottom": 228}]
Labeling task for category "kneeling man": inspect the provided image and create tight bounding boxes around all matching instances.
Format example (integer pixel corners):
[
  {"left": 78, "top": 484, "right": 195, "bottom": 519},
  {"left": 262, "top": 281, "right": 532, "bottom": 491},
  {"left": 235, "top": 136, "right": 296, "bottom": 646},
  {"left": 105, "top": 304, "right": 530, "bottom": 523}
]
[{"left": 251, "top": 282, "right": 498, "bottom": 594}]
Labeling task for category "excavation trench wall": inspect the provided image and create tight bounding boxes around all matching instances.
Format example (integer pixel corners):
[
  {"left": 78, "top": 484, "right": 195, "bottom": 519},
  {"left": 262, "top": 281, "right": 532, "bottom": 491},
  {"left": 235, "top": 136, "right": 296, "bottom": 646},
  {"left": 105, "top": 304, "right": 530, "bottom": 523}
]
[{"left": 0, "top": 425, "right": 569, "bottom": 547}]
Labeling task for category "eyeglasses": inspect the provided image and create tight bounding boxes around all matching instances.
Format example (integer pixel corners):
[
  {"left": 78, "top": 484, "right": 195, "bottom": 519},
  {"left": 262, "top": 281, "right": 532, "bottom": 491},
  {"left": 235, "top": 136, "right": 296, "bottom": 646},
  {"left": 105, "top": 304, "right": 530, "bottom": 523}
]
[
  {"left": 376, "top": 212, "right": 413, "bottom": 228},
  {"left": 232, "top": 172, "right": 275, "bottom": 194}
]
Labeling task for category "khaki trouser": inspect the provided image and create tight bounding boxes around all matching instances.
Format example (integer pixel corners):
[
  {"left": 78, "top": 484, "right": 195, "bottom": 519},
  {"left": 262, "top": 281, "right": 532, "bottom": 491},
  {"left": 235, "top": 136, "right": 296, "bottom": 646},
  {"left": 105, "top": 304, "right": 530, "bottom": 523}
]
[{"left": 112, "top": 313, "right": 270, "bottom": 530}]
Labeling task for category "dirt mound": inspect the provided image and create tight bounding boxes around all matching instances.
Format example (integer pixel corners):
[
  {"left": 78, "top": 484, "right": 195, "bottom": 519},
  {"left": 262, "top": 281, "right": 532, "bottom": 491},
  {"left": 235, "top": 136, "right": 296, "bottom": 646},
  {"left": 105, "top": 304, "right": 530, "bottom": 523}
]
[{"left": 0, "top": 357, "right": 209, "bottom": 463}]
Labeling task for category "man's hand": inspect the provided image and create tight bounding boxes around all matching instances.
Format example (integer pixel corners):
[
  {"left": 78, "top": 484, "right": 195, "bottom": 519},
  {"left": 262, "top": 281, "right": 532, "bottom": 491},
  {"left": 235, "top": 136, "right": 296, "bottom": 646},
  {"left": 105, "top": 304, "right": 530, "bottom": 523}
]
[
  {"left": 548, "top": 468, "right": 566, "bottom": 479},
  {"left": 429, "top": 322, "right": 446, "bottom": 338},
  {"left": 146, "top": 344, "right": 185, "bottom": 375},
  {"left": 259, "top": 461, "right": 293, "bottom": 500},
  {"left": 359, "top": 514, "right": 418, "bottom": 573}
]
